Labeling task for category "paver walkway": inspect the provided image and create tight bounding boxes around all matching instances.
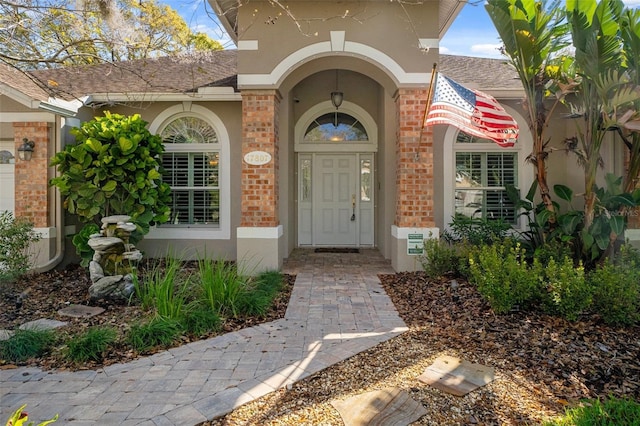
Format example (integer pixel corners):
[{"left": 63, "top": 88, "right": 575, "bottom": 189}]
[{"left": 0, "top": 249, "right": 408, "bottom": 425}]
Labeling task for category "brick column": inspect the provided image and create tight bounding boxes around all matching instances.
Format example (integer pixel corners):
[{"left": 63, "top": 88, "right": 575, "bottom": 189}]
[
  {"left": 241, "top": 90, "right": 280, "bottom": 227},
  {"left": 391, "top": 88, "right": 438, "bottom": 272},
  {"left": 237, "top": 90, "right": 283, "bottom": 273},
  {"left": 13, "top": 122, "right": 51, "bottom": 227},
  {"left": 395, "top": 88, "right": 434, "bottom": 227}
]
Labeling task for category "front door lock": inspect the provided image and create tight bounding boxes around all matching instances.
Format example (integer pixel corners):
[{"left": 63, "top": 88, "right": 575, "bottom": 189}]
[{"left": 351, "top": 194, "right": 356, "bottom": 221}]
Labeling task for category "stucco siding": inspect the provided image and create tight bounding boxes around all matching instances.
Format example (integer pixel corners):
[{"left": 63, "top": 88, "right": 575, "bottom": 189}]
[{"left": 237, "top": 1, "right": 439, "bottom": 83}]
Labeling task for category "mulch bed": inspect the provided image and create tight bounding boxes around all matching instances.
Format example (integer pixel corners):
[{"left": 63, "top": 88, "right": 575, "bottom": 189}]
[
  {"left": 0, "top": 263, "right": 295, "bottom": 371},
  {"left": 203, "top": 272, "right": 639, "bottom": 425}
]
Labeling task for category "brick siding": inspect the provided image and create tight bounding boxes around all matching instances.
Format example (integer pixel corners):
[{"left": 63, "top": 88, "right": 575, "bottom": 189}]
[
  {"left": 241, "top": 90, "right": 280, "bottom": 227},
  {"left": 13, "top": 122, "right": 51, "bottom": 228},
  {"left": 394, "top": 88, "right": 435, "bottom": 228}
]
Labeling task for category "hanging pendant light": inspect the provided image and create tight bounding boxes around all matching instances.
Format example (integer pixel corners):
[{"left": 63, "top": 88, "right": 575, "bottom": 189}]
[{"left": 330, "top": 70, "right": 343, "bottom": 127}]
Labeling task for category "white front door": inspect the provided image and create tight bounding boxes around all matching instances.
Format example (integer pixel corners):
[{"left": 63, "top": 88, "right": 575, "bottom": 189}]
[
  {"left": 298, "top": 153, "right": 374, "bottom": 247},
  {"left": 314, "top": 154, "right": 357, "bottom": 246}
]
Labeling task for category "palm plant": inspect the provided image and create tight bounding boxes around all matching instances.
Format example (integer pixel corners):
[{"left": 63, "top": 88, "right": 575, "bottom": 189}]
[
  {"left": 618, "top": 9, "right": 640, "bottom": 197},
  {"left": 485, "top": 0, "right": 569, "bottom": 217},
  {"left": 564, "top": 0, "right": 640, "bottom": 259}
]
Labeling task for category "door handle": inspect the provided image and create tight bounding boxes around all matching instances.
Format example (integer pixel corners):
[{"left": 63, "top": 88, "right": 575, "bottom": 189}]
[{"left": 351, "top": 194, "right": 356, "bottom": 221}]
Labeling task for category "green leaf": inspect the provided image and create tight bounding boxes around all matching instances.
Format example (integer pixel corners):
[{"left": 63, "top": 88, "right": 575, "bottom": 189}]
[
  {"left": 608, "top": 194, "right": 637, "bottom": 207},
  {"left": 554, "top": 184, "right": 573, "bottom": 202},
  {"left": 559, "top": 213, "right": 582, "bottom": 235},
  {"left": 610, "top": 215, "right": 625, "bottom": 235},
  {"left": 118, "top": 137, "right": 135, "bottom": 154},
  {"left": 85, "top": 137, "right": 102, "bottom": 153},
  {"left": 525, "top": 179, "right": 538, "bottom": 202},
  {"left": 536, "top": 209, "right": 553, "bottom": 227},
  {"left": 94, "top": 191, "right": 106, "bottom": 204},
  {"left": 102, "top": 180, "right": 117, "bottom": 192},
  {"left": 595, "top": 233, "right": 610, "bottom": 250},
  {"left": 147, "top": 169, "right": 161, "bottom": 181},
  {"left": 78, "top": 186, "right": 98, "bottom": 197}
]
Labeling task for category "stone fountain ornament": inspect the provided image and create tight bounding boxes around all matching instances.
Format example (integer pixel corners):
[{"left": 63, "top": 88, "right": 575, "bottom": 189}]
[{"left": 87, "top": 215, "right": 142, "bottom": 301}]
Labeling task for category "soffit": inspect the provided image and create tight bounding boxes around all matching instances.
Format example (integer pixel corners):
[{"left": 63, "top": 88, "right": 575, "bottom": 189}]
[{"left": 209, "top": 0, "right": 464, "bottom": 44}]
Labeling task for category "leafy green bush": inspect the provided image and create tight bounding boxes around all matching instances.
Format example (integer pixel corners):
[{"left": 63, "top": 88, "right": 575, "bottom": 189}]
[
  {"left": 126, "top": 317, "right": 183, "bottom": 353},
  {"left": 0, "top": 211, "right": 41, "bottom": 282},
  {"left": 0, "top": 329, "right": 56, "bottom": 363},
  {"left": 468, "top": 240, "right": 539, "bottom": 313},
  {"left": 419, "top": 237, "right": 461, "bottom": 279},
  {"left": 49, "top": 112, "right": 172, "bottom": 264},
  {"left": 237, "top": 270, "right": 284, "bottom": 317},
  {"left": 589, "top": 247, "right": 640, "bottom": 326},
  {"left": 544, "top": 396, "right": 640, "bottom": 425},
  {"left": 65, "top": 327, "right": 117, "bottom": 362},
  {"left": 541, "top": 257, "right": 591, "bottom": 321}
]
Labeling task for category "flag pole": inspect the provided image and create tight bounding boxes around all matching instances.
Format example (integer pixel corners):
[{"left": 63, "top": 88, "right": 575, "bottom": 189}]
[{"left": 419, "top": 62, "right": 438, "bottom": 144}]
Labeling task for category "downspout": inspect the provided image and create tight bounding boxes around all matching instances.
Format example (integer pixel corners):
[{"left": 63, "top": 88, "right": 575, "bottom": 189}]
[{"left": 33, "top": 114, "right": 64, "bottom": 273}]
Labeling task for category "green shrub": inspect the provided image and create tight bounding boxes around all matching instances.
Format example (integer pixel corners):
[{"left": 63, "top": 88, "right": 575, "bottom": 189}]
[
  {"left": 541, "top": 257, "right": 591, "bottom": 321},
  {"left": 590, "top": 262, "right": 640, "bottom": 326},
  {"left": 126, "top": 317, "right": 183, "bottom": 353},
  {"left": 134, "top": 256, "right": 191, "bottom": 320},
  {"left": 49, "top": 112, "right": 172, "bottom": 265},
  {"left": 442, "top": 214, "right": 511, "bottom": 246},
  {"left": 419, "top": 238, "right": 461, "bottom": 279},
  {"left": 544, "top": 396, "right": 640, "bottom": 425},
  {"left": 0, "top": 211, "right": 41, "bottom": 282},
  {"left": 182, "top": 304, "right": 221, "bottom": 336},
  {"left": 65, "top": 327, "right": 117, "bottom": 362},
  {"left": 468, "top": 240, "right": 539, "bottom": 313},
  {"left": 196, "top": 258, "right": 246, "bottom": 317},
  {"left": 0, "top": 329, "right": 56, "bottom": 363},
  {"left": 237, "top": 270, "right": 284, "bottom": 317}
]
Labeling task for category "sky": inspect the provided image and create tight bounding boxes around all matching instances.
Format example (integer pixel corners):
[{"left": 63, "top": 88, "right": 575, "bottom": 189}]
[
  {"left": 169, "top": 0, "right": 640, "bottom": 57},
  {"left": 440, "top": 0, "right": 640, "bottom": 58}
]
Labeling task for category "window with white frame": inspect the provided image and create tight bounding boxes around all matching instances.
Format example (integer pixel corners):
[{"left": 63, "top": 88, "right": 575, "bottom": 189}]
[
  {"left": 159, "top": 116, "right": 220, "bottom": 226},
  {"left": 454, "top": 131, "right": 518, "bottom": 223}
]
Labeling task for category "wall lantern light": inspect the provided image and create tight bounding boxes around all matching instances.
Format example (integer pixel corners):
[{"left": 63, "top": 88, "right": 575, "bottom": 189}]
[{"left": 17, "top": 138, "right": 35, "bottom": 161}]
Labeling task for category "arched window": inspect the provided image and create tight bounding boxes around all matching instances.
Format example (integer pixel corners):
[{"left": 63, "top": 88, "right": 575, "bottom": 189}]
[
  {"left": 454, "top": 132, "right": 518, "bottom": 223},
  {"left": 303, "top": 112, "right": 368, "bottom": 142},
  {"left": 160, "top": 116, "right": 220, "bottom": 226}
]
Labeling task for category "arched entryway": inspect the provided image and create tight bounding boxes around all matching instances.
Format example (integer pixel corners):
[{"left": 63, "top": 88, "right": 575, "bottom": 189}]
[{"left": 295, "top": 99, "right": 377, "bottom": 247}]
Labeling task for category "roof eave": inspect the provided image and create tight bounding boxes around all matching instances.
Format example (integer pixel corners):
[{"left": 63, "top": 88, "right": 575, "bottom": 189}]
[
  {"left": 439, "top": 0, "right": 466, "bottom": 39},
  {"left": 483, "top": 89, "right": 525, "bottom": 100},
  {"left": 85, "top": 90, "right": 242, "bottom": 105},
  {"left": 208, "top": 0, "right": 238, "bottom": 44},
  {"left": 0, "top": 83, "right": 43, "bottom": 109}
]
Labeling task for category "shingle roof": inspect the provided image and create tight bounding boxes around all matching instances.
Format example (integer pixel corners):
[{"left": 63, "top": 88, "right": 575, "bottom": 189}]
[
  {"left": 28, "top": 50, "right": 238, "bottom": 100},
  {"left": 439, "top": 54, "right": 521, "bottom": 91},
  {"left": 24, "top": 50, "right": 521, "bottom": 101},
  {"left": 0, "top": 64, "right": 51, "bottom": 101}
]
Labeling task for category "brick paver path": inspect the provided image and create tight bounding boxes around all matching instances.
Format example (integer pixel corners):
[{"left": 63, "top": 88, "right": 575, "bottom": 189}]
[{"left": 0, "top": 249, "right": 407, "bottom": 425}]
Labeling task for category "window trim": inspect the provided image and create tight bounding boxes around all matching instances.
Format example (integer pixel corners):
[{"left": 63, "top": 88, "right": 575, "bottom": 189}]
[
  {"left": 147, "top": 104, "right": 230, "bottom": 240},
  {"left": 443, "top": 108, "right": 533, "bottom": 232},
  {"left": 294, "top": 100, "right": 378, "bottom": 153}
]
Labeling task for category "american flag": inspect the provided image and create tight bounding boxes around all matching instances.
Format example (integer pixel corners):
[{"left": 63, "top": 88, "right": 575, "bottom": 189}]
[{"left": 424, "top": 73, "right": 519, "bottom": 147}]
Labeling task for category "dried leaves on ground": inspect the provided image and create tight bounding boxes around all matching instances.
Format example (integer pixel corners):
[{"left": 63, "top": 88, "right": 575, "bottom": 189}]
[{"left": 205, "top": 272, "right": 639, "bottom": 426}]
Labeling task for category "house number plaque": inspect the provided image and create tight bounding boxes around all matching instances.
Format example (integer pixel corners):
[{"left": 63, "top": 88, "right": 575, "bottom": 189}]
[{"left": 244, "top": 151, "right": 272, "bottom": 166}]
